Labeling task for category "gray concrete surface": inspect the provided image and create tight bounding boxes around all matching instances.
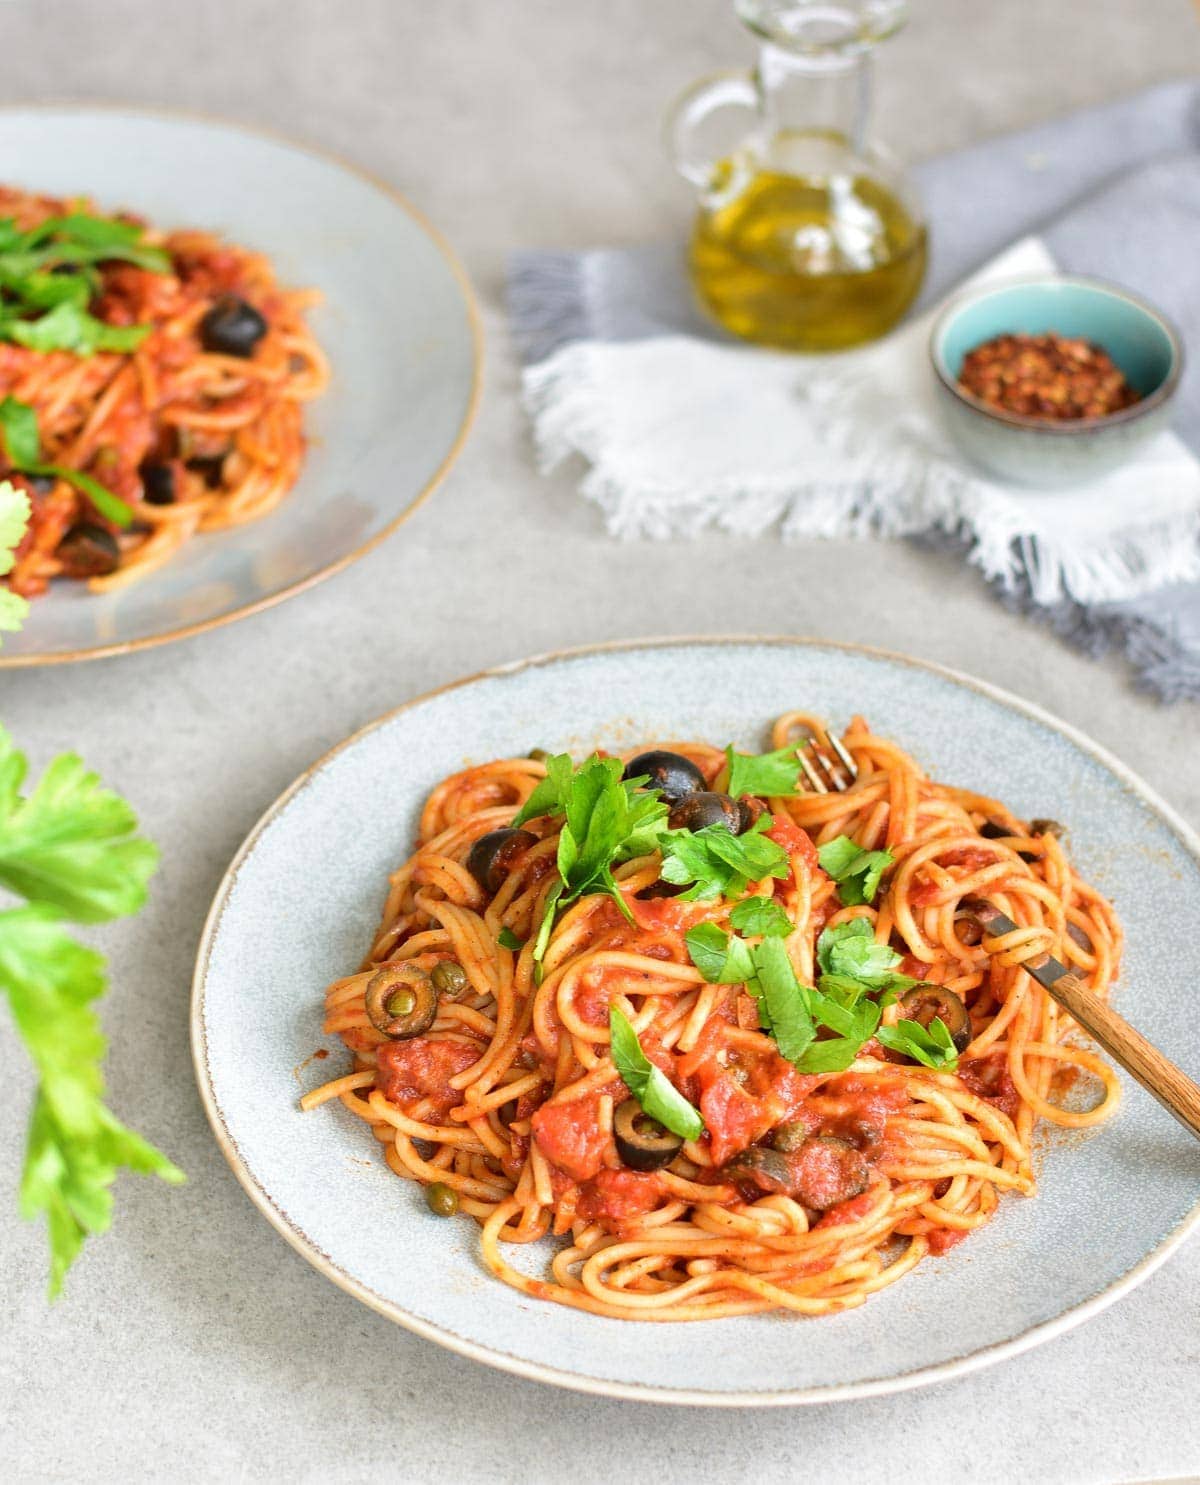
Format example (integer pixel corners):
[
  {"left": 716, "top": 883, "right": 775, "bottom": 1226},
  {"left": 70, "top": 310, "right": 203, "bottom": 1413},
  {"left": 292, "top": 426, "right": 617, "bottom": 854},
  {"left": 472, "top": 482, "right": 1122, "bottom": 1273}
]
[{"left": 2, "top": 2, "right": 1200, "bottom": 1481}]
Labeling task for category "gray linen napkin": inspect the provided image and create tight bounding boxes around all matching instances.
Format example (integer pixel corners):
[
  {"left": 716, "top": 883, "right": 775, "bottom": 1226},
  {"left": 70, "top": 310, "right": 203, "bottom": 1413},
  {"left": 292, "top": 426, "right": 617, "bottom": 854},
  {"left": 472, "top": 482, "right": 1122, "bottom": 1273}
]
[{"left": 509, "top": 82, "right": 1200, "bottom": 700}]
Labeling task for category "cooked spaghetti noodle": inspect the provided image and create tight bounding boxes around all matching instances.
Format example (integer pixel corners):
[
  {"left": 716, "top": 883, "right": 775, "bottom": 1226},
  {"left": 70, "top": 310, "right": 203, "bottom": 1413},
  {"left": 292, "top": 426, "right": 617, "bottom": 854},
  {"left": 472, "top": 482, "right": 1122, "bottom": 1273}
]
[
  {"left": 303, "top": 716, "right": 1122, "bottom": 1320},
  {"left": 0, "top": 186, "right": 327, "bottom": 597}
]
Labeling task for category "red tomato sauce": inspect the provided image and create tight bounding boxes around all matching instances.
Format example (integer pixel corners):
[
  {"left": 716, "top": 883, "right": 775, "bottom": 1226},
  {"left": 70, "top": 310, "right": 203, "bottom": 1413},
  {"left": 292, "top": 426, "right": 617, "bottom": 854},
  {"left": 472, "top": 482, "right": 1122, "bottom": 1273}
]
[
  {"left": 957, "top": 1054, "right": 1020, "bottom": 1120},
  {"left": 531, "top": 1090, "right": 616, "bottom": 1182},
  {"left": 576, "top": 1169, "right": 664, "bottom": 1227},
  {"left": 376, "top": 1037, "right": 480, "bottom": 1117},
  {"left": 677, "top": 1018, "right": 816, "bottom": 1165}
]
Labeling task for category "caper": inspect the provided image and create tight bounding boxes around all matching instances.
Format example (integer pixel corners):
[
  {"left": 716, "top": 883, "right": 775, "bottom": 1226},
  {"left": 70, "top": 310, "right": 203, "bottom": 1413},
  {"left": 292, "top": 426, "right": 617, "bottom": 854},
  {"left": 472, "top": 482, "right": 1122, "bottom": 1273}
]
[
  {"left": 425, "top": 1181, "right": 459, "bottom": 1217},
  {"left": 527, "top": 747, "right": 550, "bottom": 762},
  {"left": 431, "top": 960, "right": 469, "bottom": 996}
]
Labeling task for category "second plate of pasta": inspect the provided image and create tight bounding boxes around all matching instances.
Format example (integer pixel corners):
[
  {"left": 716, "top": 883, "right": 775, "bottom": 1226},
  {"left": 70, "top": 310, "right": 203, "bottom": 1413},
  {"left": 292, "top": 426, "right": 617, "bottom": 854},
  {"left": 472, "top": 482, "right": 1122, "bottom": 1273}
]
[{"left": 0, "top": 107, "right": 480, "bottom": 664}]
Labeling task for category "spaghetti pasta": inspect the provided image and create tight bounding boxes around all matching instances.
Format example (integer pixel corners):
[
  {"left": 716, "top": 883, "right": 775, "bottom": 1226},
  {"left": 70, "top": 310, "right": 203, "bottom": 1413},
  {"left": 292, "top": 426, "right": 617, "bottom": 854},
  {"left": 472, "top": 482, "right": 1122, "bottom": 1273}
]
[
  {"left": 303, "top": 716, "right": 1122, "bottom": 1320},
  {"left": 0, "top": 185, "right": 327, "bottom": 597}
]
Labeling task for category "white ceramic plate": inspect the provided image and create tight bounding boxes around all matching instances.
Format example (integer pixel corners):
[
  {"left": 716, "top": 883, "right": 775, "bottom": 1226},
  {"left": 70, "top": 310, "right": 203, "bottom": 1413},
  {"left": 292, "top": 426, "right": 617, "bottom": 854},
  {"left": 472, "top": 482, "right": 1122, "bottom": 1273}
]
[
  {"left": 0, "top": 107, "right": 480, "bottom": 666},
  {"left": 192, "top": 639, "right": 1200, "bottom": 1405}
]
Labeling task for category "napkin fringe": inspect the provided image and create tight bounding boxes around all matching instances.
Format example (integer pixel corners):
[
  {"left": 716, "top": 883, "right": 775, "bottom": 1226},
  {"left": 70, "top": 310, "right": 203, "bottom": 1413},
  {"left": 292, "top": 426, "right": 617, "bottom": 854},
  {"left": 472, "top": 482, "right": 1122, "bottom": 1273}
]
[{"left": 523, "top": 351, "right": 1200, "bottom": 608}]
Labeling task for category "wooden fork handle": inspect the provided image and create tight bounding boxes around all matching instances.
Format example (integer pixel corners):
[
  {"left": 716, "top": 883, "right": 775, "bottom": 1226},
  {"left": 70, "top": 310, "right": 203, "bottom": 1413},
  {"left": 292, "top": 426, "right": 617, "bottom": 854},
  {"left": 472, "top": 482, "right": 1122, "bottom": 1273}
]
[{"left": 1043, "top": 973, "right": 1200, "bottom": 1142}]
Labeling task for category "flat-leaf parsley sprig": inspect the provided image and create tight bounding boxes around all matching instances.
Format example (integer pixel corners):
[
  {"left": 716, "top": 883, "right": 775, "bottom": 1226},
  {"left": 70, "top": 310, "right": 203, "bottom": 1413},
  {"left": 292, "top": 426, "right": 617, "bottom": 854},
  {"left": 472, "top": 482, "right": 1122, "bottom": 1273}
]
[
  {"left": 0, "top": 727, "right": 184, "bottom": 1295},
  {"left": 512, "top": 753, "right": 669, "bottom": 966},
  {"left": 0, "top": 479, "right": 31, "bottom": 638},
  {"left": 609, "top": 1006, "right": 704, "bottom": 1140}
]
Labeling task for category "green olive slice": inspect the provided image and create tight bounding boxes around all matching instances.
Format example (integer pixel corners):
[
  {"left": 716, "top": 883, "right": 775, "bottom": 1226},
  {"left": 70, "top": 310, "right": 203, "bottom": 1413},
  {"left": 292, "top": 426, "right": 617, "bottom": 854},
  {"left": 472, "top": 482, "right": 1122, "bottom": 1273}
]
[
  {"left": 365, "top": 964, "right": 437, "bottom": 1040},
  {"left": 613, "top": 1098, "right": 683, "bottom": 1171},
  {"left": 898, "top": 983, "right": 972, "bottom": 1053}
]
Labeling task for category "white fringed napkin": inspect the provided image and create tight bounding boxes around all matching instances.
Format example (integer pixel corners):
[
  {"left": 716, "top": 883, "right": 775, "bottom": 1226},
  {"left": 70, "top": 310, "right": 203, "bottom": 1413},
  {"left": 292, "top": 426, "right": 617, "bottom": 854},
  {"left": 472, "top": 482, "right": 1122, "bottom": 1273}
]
[{"left": 523, "top": 237, "right": 1200, "bottom": 608}]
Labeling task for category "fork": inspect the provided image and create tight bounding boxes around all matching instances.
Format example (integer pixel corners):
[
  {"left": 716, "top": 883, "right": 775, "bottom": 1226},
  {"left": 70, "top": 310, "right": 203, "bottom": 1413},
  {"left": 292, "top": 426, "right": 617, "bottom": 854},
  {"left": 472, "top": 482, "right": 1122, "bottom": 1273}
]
[{"left": 798, "top": 729, "right": 1200, "bottom": 1142}]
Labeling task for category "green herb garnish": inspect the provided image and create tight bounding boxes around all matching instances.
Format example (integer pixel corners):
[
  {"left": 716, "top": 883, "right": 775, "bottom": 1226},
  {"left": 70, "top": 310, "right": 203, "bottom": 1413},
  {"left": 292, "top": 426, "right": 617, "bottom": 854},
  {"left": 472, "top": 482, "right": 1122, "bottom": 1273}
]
[
  {"left": 684, "top": 921, "right": 756, "bottom": 984},
  {"left": 816, "top": 918, "right": 913, "bottom": 991},
  {"left": 876, "top": 1016, "right": 959, "bottom": 1070},
  {"left": 0, "top": 396, "right": 132, "bottom": 529},
  {"left": 817, "top": 834, "right": 894, "bottom": 906},
  {"left": 724, "top": 744, "right": 804, "bottom": 800},
  {"left": 686, "top": 913, "right": 911, "bottom": 1074},
  {"left": 609, "top": 1007, "right": 704, "bottom": 1141},
  {"left": 658, "top": 814, "right": 788, "bottom": 901},
  {"left": 0, "top": 725, "right": 183, "bottom": 1296},
  {"left": 0, "top": 210, "right": 168, "bottom": 356},
  {"left": 512, "top": 753, "right": 669, "bottom": 966},
  {"left": 497, "top": 927, "right": 524, "bottom": 951},
  {"left": 729, "top": 894, "right": 792, "bottom": 938},
  {"left": 0, "top": 479, "right": 31, "bottom": 641}
]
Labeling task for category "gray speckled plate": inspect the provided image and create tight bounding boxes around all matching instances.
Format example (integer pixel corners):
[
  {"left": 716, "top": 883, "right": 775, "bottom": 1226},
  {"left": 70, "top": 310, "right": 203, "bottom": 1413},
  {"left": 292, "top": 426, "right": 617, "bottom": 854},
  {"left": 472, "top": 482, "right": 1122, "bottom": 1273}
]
[
  {"left": 192, "top": 638, "right": 1200, "bottom": 1405},
  {"left": 0, "top": 107, "right": 480, "bottom": 666}
]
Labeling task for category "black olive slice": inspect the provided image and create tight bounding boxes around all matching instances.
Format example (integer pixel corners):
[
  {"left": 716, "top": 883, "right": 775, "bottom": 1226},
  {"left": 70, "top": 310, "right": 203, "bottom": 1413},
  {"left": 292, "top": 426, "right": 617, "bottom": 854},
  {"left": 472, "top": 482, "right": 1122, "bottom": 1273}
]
[
  {"left": 895, "top": 983, "right": 972, "bottom": 1054},
  {"left": 139, "top": 461, "right": 176, "bottom": 506},
  {"left": 56, "top": 522, "right": 119, "bottom": 578},
  {"left": 623, "top": 749, "right": 706, "bottom": 805},
  {"left": 722, "top": 1145, "right": 792, "bottom": 1194},
  {"left": 668, "top": 791, "right": 745, "bottom": 835},
  {"left": 613, "top": 1098, "right": 684, "bottom": 1172},
  {"left": 465, "top": 827, "right": 538, "bottom": 894},
  {"left": 199, "top": 294, "right": 268, "bottom": 358},
  {"left": 364, "top": 965, "right": 438, "bottom": 1040},
  {"left": 1029, "top": 818, "right": 1066, "bottom": 840}
]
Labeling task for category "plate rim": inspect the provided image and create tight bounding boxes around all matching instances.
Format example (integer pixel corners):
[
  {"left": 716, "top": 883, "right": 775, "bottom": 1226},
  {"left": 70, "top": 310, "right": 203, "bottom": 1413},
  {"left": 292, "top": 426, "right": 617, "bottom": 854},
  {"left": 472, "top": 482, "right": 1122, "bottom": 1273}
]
[
  {"left": 0, "top": 100, "right": 484, "bottom": 669},
  {"left": 190, "top": 634, "right": 1200, "bottom": 1406}
]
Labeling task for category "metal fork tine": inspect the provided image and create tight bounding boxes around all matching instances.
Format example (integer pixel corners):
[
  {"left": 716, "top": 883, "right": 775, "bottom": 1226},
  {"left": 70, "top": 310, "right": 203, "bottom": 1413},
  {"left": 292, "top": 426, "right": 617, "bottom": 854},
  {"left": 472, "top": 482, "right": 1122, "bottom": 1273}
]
[
  {"left": 796, "top": 747, "right": 830, "bottom": 794},
  {"left": 824, "top": 730, "right": 858, "bottom": 785}
]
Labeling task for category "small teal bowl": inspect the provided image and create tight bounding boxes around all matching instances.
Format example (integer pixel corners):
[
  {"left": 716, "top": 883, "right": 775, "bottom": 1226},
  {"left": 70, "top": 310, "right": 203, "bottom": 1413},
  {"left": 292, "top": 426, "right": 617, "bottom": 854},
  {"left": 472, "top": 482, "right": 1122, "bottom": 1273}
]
[{"left": 929, "top": 276, "right": 1183, "bottom": 488}]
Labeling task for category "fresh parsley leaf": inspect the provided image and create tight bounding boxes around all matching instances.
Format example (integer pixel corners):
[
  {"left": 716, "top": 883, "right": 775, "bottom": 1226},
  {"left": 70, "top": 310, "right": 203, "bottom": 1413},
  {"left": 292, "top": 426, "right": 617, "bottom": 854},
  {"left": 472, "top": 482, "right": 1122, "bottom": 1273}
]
[
  {"left": 875, "top": 1016, "right": 959, "bottom": 1070},
  {"left": 23, "top": 213, "right": 171, "bottom": 274},
  {"left": 658, "top": 814, "right": 788, "bottom": 901},
  {"left": 685, "top": 921, "right": 756, "bottom": 984},
  {"left": 8, "top": 301, "right": 151, "bottom": 356},
  {"left": 729, "top": 894, "right": 792, "bottom": 938},
  {"left": 817, "top": 834, "right": 894, "bottom": 906},
  {"left": 752, "top": 936, "right": 815, "bottom": 1063},
  {"left": 39, "top": 464, "right": 133, "bottom": 529},
  {"left": 816, "top": 919, "right": 911, "bottom": 990},
  {"left": 0, "top": 728, "right": 159, "bottom": 922},
  {"left": 0, "top": 396, "right": 132, "bottom": 529},
  {"left": 0, "top": 480, "right": 31, "bottom": 643},
  {"left": 724, "top": 743, "right": 803, "bottom": 799},
  {"left": 497, "top": 927, "right": 524, "bottom": 951},
  {"left": 510, "top": 753, "right": 669, "bottom": 966},
  {"left": 609, "top": 1007, "right": 703, "bottom": 1141},
  {"left": 0, "top": 395, "right": 40, "bottom": 467},
  {"left": 0, "top": 730, "right": 181, "bottom": 1298},
  {"left": 795, "top": 1034, "right": 869, "bottom": 1074}
]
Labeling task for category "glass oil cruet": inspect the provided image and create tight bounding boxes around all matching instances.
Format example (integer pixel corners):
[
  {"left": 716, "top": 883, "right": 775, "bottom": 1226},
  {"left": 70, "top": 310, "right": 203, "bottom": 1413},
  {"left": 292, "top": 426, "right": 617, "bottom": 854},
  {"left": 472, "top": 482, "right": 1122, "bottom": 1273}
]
[{"left": 667, "top": 0, "right": 927, "bottom": 352}]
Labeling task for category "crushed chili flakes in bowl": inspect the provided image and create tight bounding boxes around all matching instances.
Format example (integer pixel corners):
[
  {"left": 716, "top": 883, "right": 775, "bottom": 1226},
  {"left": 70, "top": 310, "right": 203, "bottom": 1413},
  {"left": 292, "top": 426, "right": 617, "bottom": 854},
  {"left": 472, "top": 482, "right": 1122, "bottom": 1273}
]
[{"left": 958, "top": 332, "right": 1141, "bottom": 421}]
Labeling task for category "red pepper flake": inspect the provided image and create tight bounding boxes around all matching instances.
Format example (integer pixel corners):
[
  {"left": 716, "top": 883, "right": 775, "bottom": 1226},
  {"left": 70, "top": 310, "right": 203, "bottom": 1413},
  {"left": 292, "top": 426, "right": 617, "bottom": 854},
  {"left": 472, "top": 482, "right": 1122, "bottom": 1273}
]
[{"left": 958, "top": 332, "right": 1140, "bottom": 421}]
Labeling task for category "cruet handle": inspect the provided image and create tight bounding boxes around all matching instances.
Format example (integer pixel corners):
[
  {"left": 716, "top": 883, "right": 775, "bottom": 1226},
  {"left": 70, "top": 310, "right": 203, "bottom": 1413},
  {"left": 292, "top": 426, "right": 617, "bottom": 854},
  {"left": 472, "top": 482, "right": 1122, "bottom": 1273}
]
[{"left": 665, "top": 70, "right": 762, "bottom": 191}]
